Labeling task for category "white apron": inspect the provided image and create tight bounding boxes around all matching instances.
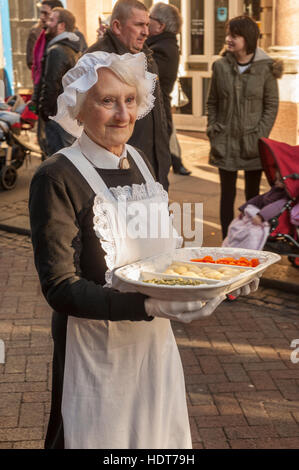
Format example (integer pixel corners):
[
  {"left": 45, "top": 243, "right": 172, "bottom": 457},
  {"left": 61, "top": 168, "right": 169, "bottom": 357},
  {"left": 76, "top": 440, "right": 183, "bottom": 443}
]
[{"left": 59, "top": 143, "right": 192, "bottom": 449}]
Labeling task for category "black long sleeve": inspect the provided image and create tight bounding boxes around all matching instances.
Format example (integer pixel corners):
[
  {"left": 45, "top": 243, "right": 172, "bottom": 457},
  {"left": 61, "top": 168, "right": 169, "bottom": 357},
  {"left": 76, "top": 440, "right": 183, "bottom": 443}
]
[{"left": 29, "top": 154, "right": 152, "bottom": 322}]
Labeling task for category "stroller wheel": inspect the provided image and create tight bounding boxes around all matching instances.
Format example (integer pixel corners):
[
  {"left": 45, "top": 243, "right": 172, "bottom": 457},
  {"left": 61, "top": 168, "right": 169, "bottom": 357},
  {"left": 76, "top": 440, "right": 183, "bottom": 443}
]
[
  {"left": 11, "top": 145, "right": 26, "bottom": 170},
  {"left": 288, "top": 256, "right": 299, "bottom": 269},
  {"left": 0, "top": 165, "right": 17, "bottom": 190}
]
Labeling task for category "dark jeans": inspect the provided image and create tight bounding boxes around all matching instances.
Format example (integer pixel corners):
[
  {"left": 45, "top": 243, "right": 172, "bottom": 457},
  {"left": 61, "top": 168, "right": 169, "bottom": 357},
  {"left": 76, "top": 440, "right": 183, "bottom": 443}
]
[
  {"left": 219, "top": 168, "right": 263, "bottom": 239},
  {"left": 45, "top": 120, "right": 75, "bottom": 157}
]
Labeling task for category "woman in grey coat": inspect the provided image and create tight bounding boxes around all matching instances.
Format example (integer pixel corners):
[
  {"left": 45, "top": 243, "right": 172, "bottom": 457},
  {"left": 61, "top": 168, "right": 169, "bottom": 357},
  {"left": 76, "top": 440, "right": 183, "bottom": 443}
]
[{"left": 207, "top": 16, "right": 283, "bottom": 239}]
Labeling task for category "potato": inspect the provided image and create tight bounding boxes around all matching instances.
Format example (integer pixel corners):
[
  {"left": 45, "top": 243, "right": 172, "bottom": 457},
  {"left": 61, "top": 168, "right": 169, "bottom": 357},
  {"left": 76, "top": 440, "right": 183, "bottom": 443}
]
[
  {"left": 205, "top": 272, "right": 223, "bottom": 279},
  {"left": 164, "top": 269, "right": 176, "bottom": 275},
  {"left": 184, "top": 271, "right": 198, "bottom": 278},
  {"left": 174, "top": 265, "right": 188, "bottom": 275}
]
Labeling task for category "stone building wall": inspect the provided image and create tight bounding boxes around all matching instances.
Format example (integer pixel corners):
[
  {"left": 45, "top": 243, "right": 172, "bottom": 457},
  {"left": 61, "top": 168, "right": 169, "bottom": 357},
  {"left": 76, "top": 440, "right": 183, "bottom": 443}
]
[{"left": 8, "top": 0, "right": 39, "bottom": 91}]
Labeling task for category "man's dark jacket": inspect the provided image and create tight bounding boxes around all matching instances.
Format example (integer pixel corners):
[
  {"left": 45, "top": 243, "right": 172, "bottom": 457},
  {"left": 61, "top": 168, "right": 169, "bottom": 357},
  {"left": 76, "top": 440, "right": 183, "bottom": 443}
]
[
  {"left": 87, "top": 30, "right": 171, "bottom": 190},
  {"left": 146, "top": 32, "right": 179, "bottom": 138},
  {"left": 38, "top": 34, "right": 81, "bottom": 122}
]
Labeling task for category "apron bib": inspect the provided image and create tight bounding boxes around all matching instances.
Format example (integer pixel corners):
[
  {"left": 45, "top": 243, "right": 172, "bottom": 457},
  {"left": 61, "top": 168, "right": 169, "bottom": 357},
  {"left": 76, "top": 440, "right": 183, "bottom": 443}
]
[{"left": 59, "top": 143, "right": 191, "bottom": 449}]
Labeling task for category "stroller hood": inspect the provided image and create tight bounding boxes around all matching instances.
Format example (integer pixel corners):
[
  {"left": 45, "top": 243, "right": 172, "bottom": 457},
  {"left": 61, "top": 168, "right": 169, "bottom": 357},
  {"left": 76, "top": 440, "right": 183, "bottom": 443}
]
[{"left": 259, "top": 138, "right": 299, "bottom": 201}]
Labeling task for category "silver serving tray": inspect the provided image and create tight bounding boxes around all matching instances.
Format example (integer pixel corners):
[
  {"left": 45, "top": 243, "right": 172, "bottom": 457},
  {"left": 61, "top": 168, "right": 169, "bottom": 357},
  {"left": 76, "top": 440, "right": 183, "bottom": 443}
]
[{"left": 113, "top": 247, "right": 281, "bottom": 301}]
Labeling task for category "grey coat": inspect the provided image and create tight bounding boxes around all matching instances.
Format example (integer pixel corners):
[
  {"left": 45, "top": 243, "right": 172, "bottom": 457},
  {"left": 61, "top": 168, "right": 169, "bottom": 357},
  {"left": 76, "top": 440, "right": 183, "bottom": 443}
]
[{"left": 207, "top": 48, "right": 283, "bottom": 171}]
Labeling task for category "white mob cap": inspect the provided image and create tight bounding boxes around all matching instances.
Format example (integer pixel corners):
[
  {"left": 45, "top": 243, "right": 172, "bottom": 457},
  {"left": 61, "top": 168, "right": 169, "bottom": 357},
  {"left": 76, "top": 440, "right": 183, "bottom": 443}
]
[{"left": 51, "top": 51, "right": 157, "bottom": 138}]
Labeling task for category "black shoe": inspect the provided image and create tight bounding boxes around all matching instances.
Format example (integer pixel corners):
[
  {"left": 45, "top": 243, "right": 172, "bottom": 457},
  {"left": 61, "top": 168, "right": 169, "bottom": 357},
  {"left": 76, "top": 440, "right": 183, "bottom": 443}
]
[{"left": 173, "top": 166, "right": 191, "bottom": 176}]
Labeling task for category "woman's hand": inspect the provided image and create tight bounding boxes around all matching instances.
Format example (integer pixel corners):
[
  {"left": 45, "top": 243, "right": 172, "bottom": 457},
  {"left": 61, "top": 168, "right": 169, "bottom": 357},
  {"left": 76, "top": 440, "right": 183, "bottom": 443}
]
[
  {"left": 228, "top": 276, "right": 260, "bottom": 297},
  {"left": 145, "top": 296, "right": 226, "bottom": 323},
  {"left": 144, "top": 277, "right": 260, "bottom": 323}
]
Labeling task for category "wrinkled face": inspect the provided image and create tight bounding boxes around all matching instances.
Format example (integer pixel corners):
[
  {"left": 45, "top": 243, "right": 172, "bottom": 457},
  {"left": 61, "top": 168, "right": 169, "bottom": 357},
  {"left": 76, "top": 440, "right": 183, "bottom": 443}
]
[
  {"left": 46, "top": 11, "right": 62, "bottom": 37},
  {"left": 225, "top": 30, "right": 247, "bottom": 55},
  {"left": 40, "top": 4, "right": 51, "bottom": 28},
  {"left": 114, "top": 8, "right": 149, "bottom": 53},
  {"left": 77, "top": 68, "right": 138, "bottom": 155}
]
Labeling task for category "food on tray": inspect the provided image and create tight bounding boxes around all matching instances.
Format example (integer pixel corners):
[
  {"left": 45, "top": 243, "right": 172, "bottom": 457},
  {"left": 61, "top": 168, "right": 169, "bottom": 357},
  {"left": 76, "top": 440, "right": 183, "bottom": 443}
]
[
  {"left": 162, "top": 263, "right": 244, "bottom": 280},
  {"left": 190, "top": 255, "right": 259, "bottom": 267},
  {"left": 143, "top": 278, "right": 204, "bottom": 286}
]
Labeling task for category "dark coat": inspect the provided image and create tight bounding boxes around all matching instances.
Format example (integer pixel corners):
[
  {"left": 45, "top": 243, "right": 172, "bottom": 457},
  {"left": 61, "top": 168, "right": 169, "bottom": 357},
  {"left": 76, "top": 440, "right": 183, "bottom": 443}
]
[
  {"left": 146, "top": 32, "right": 180, "bottom": 137},
  {"left": 38, "top": 34, "right": 81, "bottom": 122},
  {"left": 87, "top": 30, "right": 171, "bottom": 190},
  {"left": 207, "top": 48, "right": 283, "bottom": 171}
]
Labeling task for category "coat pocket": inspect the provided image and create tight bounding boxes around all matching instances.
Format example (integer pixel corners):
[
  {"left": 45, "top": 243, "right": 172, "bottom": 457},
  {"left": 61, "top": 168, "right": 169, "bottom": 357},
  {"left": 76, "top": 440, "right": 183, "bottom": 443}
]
[
  {"left": 242, "top": 129, "right": 260, "bottom": 160},
  {"left": 209, "top": 123, "right": 227, "bottom": 158}
]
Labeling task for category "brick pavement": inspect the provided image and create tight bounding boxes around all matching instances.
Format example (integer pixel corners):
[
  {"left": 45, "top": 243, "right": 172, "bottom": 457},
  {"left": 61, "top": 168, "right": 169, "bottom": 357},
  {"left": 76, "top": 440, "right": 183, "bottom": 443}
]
[{"left": 0, "top": 231, "right": 299, "bottom": 449}]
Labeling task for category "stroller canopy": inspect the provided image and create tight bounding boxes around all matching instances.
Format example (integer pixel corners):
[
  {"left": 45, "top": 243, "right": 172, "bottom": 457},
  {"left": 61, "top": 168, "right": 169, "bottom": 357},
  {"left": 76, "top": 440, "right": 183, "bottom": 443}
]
[{"left": 259, "top": 138, "right": 299, "bottom": 201}]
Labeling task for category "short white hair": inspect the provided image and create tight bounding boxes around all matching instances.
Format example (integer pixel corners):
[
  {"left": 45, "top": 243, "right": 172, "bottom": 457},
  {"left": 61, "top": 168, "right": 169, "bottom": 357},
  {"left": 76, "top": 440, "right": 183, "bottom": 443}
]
[
  {"left": 70, "top": 56, "right": 151, "bottom": 121},
  {"left": 52, "top": 51, "right": 157, "bottom": 138}
]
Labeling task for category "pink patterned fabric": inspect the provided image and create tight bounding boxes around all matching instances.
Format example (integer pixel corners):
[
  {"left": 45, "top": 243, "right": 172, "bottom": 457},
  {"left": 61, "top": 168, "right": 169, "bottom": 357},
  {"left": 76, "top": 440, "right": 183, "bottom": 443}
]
[
  {"left": 222, "top": 204, "right": 270, "bottom": 250},
  {"left": 290, "top": 202, "right": 299, "bottom": 226},
  {"left": 32, "top": 29, "right": 46, "bottom": 85}
]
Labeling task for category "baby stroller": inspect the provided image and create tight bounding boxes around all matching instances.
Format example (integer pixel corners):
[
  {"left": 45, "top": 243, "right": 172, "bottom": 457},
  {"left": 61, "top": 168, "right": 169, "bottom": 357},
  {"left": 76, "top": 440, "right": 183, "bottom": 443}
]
[
  {"left": 259, "top": 137, "right": 299, "bottom": 268},
  {"left": 0, "top": 92, "right": 39, "bottom": 190}
]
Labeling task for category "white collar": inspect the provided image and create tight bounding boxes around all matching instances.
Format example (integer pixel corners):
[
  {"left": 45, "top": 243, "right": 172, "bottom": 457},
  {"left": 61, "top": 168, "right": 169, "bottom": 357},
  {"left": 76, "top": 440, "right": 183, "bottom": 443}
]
[{"left": 78, "top": 131, "right": 128, "bottom": 169}]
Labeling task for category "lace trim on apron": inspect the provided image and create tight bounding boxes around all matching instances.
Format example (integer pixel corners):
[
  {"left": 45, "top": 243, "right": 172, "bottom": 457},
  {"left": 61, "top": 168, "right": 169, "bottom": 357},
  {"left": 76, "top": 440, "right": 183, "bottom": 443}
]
[{"left": 92, "top": 180, "right": 171, "bottom": 285}]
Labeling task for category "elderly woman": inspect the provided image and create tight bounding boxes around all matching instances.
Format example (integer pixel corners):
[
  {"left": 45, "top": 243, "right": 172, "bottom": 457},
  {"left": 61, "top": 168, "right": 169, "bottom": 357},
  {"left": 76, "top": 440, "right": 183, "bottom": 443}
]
[{"left": 29, "top": 51, "right": 258, "bottom": 449}]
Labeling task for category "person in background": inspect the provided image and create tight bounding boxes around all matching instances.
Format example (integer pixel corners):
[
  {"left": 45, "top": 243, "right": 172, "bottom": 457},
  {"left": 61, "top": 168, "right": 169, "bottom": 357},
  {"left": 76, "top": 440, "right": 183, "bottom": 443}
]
[
  {"left": 146, "top": 2, "right": 191, "bottom": 176},
  {"left": 26, "top": 18, "right": 42, "bottom": 70},
  {"left": 207, "top": 15, "right": 283, "bottom": 240},
  {"left": 87, "top": 0, "right": 172, "bottom": 191},
  {"left": 26, "top": 0, "right": 63, "bottom": 71},
  {"left": 36, "top": 7, "right": 81, "bottom": 156},
  {"left": 27, "top": 1, "right": 64, "bottom": 73},
  {"left": 96, "top": 16, "right": 108, "bottom": 40},
  {"left": 29, "top": 0, "right": 87, "bottom": 159}
]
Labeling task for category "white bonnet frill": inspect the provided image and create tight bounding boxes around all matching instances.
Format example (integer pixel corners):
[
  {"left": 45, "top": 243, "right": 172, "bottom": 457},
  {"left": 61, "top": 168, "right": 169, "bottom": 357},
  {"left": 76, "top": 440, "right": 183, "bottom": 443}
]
[{"left": 50, "top": 51, "right": 157, "bottom": 138}]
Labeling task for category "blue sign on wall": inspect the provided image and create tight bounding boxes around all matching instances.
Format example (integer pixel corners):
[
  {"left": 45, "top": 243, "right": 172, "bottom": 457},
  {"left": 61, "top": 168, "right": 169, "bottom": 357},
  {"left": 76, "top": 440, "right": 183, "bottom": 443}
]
[
  {"left": 0, "top": 0, "right": 14, "bottom": 95},
  {"left": 217, "top": 7, "right": 228, "bottom": 22}
]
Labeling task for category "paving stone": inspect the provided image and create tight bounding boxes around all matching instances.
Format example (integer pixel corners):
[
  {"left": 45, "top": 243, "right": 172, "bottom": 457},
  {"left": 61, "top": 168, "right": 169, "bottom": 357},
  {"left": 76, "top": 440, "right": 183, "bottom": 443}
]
[
  {"left": 195, "top": 415, "right": 247, "bottom": 428},
  {"left": 13, "top": 440, "right": 44, "bottom": 449},
  {"left": 224, "top": 425, "right": 278, "bottom": 439},
  {"left": 239, "top": 400, "right": 270, "bottom": 425},
  {"left": 247, "top": 370, "right": 277, "bottom": 390},
  {"left": 19, "top": 403, "right": 45, "bottom": 427},
  {"left": 202, "top": 439, "right": 230, "bottom": 449},
  {"left": 0, "top": 427, "right": 43, "bottom": 442},
  {"left": 189, "top": 417, "right": 202, "bottom": 444},
  {"left": 197, "top": 356, "right": 224, "bottom": 374},
  {"left": 213, "top": 394, "right": 243, "bottom": 416},
  {"left": 187, "top": 404, "right": 219, "bottom": 417},
  {"left": 222, "top": 363, "right": 251, "bottom": 383}
]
